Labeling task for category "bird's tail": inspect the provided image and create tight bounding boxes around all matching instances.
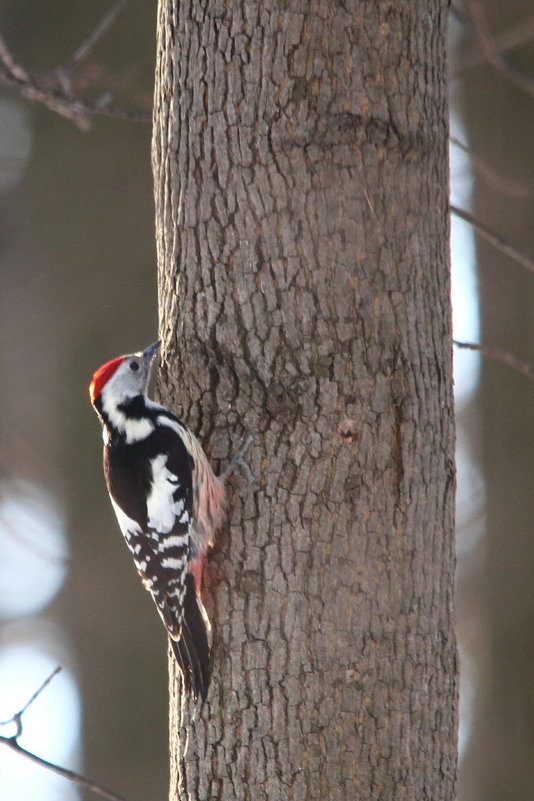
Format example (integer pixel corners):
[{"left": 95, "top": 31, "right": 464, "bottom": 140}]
[{"left": 170, "top": 572, "right": 211, "bottom": 702}]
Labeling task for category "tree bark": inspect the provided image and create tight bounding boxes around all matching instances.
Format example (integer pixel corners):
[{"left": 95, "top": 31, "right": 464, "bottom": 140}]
[{"left": 152, "top": 2, "right": 456, "bottom": 800}]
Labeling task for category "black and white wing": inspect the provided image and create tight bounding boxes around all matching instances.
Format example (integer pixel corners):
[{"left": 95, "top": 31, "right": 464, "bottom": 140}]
[{"left": 105, "top": 427, "right": 210, "bottom": 698}]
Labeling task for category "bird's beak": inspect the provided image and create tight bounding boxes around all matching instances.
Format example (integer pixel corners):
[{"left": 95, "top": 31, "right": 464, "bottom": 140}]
[{"left": 142, "top": 340, "right": 161, "bottom": 361}]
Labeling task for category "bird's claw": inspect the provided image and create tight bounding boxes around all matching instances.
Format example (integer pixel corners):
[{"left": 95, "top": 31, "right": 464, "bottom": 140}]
[{"left": 220, "top": 433, "right": 258, "bottom": 486}]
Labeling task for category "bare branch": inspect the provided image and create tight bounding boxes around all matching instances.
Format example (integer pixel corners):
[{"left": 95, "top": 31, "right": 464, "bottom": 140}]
[
  {"left": 0, "top": 34, "right": 29, "bottom": 81},
  {"left": 17, "top": 666, "right": 63, "bottom": 719},
  {"left": 464, "top": 0, "right": 534, "bottom": 100},
  {"left": 0, "top": 4, "right": 150, "bottom": 130},
  {"left": 0, "top": 739, "right": 135, "bottom": 801},
  {"left": 453, "top": 11, "right": 534, "bottom": 74},
  {"left": 0, "top": 57, "right": 150, "bottom": 129},
  {"left": 0, "top": 55, "right": 90, "bottom": 129},
  {"left": 454, "top": 340, "right": 534, "bottom": 381},
  {"left": 0, "top": 666, "right": 62, "bottom": 735},
  {"left": 450, "top": 136, "right": 530, "bottom": 198},
  {"left": 0, "top": 666, "right": 138, "bottom": 801},
  {"left": 450, "top": 205, "right": 534, "bottom": 275},
  {"left": 58, "top": 0, "right": 128, "bottom": 74}
]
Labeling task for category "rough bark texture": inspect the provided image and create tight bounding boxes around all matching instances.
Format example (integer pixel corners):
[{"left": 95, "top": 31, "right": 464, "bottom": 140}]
[{"left": 152, "top": 2, "right": 456, "bottom": 800}]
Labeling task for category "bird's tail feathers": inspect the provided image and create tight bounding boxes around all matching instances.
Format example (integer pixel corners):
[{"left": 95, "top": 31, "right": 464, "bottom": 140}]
[{"left": 170, "top": 573, "right": 211, "bottom": 702}]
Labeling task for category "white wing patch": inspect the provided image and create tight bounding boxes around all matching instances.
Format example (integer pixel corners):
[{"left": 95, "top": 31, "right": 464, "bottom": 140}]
[{"left": 147, "top": 453, "right": 190, "bottom": 534}]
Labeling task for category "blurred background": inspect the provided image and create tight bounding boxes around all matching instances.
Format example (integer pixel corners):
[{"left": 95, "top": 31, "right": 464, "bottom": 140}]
[
  {"left": 0, "top": 2, "right": 532, "bottom": 801},
  {"left": 452, "top": 3, "right": 534, "bottom": 800},
  {"left": 0, "top": 2, "right": 164, "bottom": 800}
]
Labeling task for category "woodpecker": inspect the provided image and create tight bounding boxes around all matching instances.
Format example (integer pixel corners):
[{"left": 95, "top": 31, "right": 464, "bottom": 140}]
[{"left": 89, "top": 341, "right": 226, "bottom": 700}]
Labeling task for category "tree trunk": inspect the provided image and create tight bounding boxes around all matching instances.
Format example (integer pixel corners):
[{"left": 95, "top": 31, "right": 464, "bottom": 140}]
[{"left": 152, "top": 2, "right": 456, "bottom": 800}]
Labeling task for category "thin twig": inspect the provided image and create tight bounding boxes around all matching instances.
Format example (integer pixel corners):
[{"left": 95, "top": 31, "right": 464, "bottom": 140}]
[
  {"left": 17, "top": 666, "right": 62, "bottom": 719},
  {"left": 0, "top": 666, "right": 62, "bottom": 734},
  {"left": 0, "top": 5, "right": 150, "bottom": 130},
  {"left": 0, "top": 666, "right": 138, "bottom": 801},
  {"left": 0, "top": 739, "right": 135, "bottom": 801},
  {"left": 0, "top": 59, "right": 89, "bottom": 129},
  {"left": 453, "top": 10, "right": 534, "bottom": 74},
  {"left": 59, "top": 0, "right": 128, "bottom": 74},
  {"left": 463, "top": 0, "right": 534, "bottom": 100},
  {"left": 450, "top": 136, "right": 530, "bottom": 198},
  {"left": 453, "top": 340, "right": 534, "bottom": 381},
  {"left": 0, "top": 34, "right": 29, "bottom": 81},
  {"left": 0, "top": 58, "right": 150, "bottom": 129},
  {"left": 450, "top": 205, "right": 534, "bottom": 275}
]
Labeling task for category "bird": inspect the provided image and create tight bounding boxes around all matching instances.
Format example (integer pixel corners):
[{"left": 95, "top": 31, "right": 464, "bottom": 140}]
[{"left": 89, "top": 340, "right": 226, "bottom": 700}]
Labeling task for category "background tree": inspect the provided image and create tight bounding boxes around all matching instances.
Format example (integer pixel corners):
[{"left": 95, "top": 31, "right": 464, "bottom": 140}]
[
  {"left": 152, "top": 2, "right": 456, "bottom": 800},
  {"left": 452, "top": 2, "right": 534, "bottom": 799}
]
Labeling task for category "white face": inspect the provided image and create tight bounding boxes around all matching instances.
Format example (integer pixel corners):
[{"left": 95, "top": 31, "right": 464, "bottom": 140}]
[
  {"left": 90, "top": 342, "right": 160, "bottom": 440},
  {"left": 101, "top": 351, "right": 153, "bottom": 404},
  {"left": 94, "top": 347, "right": 160, "bottom": 443},
  {"left": 101, "top": 348, "right": 156, "bottom": 412}
]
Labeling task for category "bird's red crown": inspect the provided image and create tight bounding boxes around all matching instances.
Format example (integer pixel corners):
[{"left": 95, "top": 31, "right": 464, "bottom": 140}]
[{"left": 89, "top": 355, "right": 126, "bottom": 404}]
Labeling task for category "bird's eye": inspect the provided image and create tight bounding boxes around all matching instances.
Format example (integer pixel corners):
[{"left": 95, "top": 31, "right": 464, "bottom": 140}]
[{"left": 129, "top": 361, "right": 140, "bottom": 372}]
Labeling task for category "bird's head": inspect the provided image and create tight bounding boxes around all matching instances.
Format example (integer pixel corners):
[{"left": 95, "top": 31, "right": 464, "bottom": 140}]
[{"left": 89, "top": 341, "right": 160, "bottom": 410}]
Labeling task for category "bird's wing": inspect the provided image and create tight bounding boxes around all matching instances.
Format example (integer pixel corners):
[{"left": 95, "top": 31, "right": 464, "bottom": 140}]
[{"left": 108, "top": 430, "right": 194, "bottom": 636}]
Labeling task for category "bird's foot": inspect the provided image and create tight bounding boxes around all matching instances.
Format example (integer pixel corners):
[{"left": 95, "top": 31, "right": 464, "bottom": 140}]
[{"left": 220, "top": 433, "right": 257, "bottom": 486}]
